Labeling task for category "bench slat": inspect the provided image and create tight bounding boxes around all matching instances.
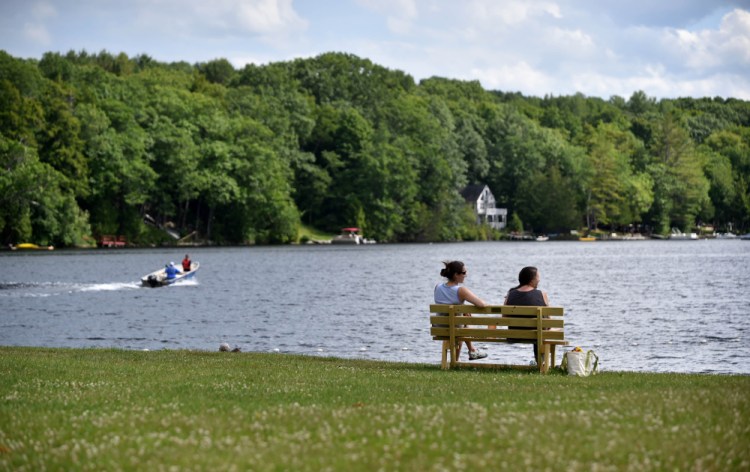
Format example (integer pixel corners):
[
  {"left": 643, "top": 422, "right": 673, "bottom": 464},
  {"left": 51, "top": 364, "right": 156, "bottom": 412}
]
[
  {"left": 429, "top": 316, "right": 563, "bottom": 328},
  {"left": 432, "top": 336, "right": 569, "bottom": 345},
  {"left": 430, "top": 304, "right": 563, "bottom": 316},
  {"left": 430, "top": 327, "right": 566, "bottom": 340}
]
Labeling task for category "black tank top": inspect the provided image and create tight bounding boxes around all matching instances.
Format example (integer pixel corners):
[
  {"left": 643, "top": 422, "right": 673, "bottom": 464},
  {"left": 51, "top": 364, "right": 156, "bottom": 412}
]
[{"left": 506, "top": 288, "right": 545, "bottom": 306}]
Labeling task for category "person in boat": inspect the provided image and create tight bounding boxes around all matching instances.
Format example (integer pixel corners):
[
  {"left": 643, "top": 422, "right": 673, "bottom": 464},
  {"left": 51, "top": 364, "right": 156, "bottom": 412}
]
[
  {"left": 182, "top": 254, "right": 191, "bottom": 272},
  {"left": 503, "top": 266, "right": 550, "bottom": 364},
  {"left": 434, "top": 260, "right": 488, "bottom": 361},
  {"left": 165, "top": 261, "right": 181, "bottom": 280}
]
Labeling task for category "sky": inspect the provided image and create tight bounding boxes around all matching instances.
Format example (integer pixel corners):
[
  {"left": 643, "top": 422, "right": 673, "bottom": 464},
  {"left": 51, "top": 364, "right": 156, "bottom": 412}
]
[{"left": 1, "top": 0, "right": 750, "bottom": 99}]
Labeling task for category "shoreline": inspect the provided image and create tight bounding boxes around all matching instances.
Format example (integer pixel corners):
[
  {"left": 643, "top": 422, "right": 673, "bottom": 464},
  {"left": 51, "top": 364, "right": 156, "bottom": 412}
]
[
  {"left": 2, "top": 236, "right": 745, "bottom": 251},
  {"left": 1, "top": 345, "right": 747, "bottom": 377}
]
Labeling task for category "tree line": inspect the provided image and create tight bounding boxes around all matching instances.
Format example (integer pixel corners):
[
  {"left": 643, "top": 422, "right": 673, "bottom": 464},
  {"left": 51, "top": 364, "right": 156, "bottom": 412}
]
[{"left": 1, "top": 50, "right": 749, "bottom": 246}]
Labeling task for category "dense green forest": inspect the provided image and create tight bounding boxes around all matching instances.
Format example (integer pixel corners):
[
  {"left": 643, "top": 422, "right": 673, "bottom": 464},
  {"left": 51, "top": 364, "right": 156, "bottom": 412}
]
[{"left": 1, "top": 50, "right": 749, "bottom": 246}]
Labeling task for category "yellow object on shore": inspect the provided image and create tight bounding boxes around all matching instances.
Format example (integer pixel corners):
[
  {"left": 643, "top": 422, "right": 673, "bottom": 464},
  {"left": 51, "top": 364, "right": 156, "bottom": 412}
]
[{"left": 13, "top": 243, "right": 54, "bottom": 250}]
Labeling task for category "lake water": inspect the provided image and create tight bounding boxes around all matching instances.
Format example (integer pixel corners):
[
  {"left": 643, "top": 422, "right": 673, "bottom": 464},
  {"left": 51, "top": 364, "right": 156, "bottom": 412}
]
[{"left": 1, "top": 240, "right": 749, "bottom": 374}]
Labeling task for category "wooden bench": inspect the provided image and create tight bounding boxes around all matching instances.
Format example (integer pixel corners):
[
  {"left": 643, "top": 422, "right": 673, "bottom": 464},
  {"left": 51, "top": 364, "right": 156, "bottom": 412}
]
[{"left": 430, "top": 304, "right": 568, "bottom": 373}]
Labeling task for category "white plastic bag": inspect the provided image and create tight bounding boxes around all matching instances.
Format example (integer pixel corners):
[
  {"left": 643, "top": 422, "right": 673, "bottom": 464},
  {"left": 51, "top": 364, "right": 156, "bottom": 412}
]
[{"left": 562, "top": 349, "right": 599, "bottom": 376}]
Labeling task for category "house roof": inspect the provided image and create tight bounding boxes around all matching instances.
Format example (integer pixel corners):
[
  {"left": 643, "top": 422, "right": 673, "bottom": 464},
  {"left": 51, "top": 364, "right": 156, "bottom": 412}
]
[{"left": 460, "top": 184, "right": 488, "bottom": 202}]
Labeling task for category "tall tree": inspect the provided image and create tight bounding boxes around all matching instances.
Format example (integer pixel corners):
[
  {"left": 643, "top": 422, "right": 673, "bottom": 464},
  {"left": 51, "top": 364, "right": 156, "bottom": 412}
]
[
  {"left": 581, "top": 123, "right": 653, "bottom": 229},
  {"left": 648, "top": 109, "right": 710, "bottom": 232}
]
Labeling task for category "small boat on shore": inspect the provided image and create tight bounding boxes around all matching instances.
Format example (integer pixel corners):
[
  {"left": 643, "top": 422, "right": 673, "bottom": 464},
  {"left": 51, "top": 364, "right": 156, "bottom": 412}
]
[
  {"left": 668, "top": 228, "right": 698, "bottom": 240},
  {"left": 715, "top": 232, "right": 737, "bottom": 239},
  {"left": 141, "top": 262, "right": 200, "bottom": 287},
  {"left": 620, "top": 233, "right": 646, "bottom": 241}
]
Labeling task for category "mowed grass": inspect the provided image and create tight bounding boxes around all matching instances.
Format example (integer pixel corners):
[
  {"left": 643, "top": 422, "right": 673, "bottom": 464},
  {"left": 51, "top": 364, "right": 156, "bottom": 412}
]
[
  {"left": 296, "top": 224, "right": 334, "bottom": 243},
  {"left": 1, "top": 347, "right": 748, "bottom": 471}
]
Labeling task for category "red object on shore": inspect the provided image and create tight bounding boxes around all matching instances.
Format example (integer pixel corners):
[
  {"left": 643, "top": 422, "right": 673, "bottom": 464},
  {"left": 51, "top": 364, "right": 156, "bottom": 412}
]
[{"left": 98, "top": 235, "right": 126, "bottom": 248}]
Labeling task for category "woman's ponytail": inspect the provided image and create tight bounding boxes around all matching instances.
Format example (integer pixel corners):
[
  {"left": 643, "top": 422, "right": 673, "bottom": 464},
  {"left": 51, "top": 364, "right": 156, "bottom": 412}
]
[{"left": 440, "top": 261, "right": 465, "bottom": 281}]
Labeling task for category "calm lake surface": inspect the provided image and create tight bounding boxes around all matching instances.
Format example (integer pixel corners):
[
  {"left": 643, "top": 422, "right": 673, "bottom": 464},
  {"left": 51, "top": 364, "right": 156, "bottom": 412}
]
[{"left": 1, "top": 240, "right": 748, "bottom": 374}]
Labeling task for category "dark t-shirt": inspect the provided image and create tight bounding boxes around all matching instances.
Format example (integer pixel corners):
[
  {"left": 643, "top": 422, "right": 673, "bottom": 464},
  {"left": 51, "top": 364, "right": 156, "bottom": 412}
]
[
  {"left": 505, "top": 288, "right": 546, "bottom": 346},
  {"left": 505, "top": 288, "right": 546, "bottom": 357},
  {"left": 505, "top": 288, "right": 545, "bottom": 306}
]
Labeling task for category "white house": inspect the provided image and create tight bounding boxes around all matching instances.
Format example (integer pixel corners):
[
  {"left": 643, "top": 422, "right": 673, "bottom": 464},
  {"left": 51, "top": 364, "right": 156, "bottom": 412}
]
[{"left": 460, "top": 184, "right": 507, "bottom": 230}]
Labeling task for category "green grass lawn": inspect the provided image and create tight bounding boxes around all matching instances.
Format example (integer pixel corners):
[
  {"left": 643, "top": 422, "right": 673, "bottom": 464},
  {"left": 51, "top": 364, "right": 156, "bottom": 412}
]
[
  {"left": 296, "top": 224, "right": 334, "bottom": 243},
  {"left": 1, "top": 347, "right": 748, "bottom": 471}
]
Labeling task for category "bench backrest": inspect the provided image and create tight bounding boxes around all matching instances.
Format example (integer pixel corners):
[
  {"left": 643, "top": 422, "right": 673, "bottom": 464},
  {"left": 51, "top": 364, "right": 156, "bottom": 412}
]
[{"left": 429, "top": 304, "right": 565, "bottom": 343}]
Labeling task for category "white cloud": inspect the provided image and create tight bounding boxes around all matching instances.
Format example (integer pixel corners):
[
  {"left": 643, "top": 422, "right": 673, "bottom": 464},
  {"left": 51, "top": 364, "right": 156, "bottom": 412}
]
[
  {"left": 556, "top": 0, "right": 737, "bottom": 28},
  {"left": 31, "top": 1, "right": 56, "bottom": 19},
  {"left": 466, "top": 0, "right": 561, "bottom": 25},
  {"left": 234, "top": 0, "right": 306, "bottom": 34},
  {"left": 551, "top": 28, "right": 594, "bottom": 51},
  {"left": 18, "top": 2, "right": 56, "bottom": 47},
  {"left": 356, "top": 2, "right": 750, "bottom": 99},
  {"left": 469, "top": 61, "right": 557, "bottom": 94},
  {"left": 357, "top": 0, "right": 418, "bottom": 34},
  {"left": 664, "top": 8, "right": 750, "bottom": 71},
  {"left": 23, "top": 22, "right": 51, "bottom": 45},
  {"left": 2, "top": 0, "right": 749, "bottom": 99},
  {"left": 357, "top": 0, "right": 418, "bottom": 18},
  {"left": 135, "top": 0, "right": 307, "bottom": 42},
  {"left": 572, "top": 68, "right": 750, "bottom": 100}
]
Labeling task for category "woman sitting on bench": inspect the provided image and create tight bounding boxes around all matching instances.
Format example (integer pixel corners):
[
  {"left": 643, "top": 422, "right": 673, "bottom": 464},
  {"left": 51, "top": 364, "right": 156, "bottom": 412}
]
[
  {"left": 434, "top": 260, "right": 488, "bottom": 361},
  {"left": 504, "top": 266, "right": 550, "bottom": 364}
]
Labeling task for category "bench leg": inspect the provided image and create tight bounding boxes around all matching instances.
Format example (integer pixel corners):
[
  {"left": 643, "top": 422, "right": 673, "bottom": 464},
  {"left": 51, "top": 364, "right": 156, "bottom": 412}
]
[
  {"left": 550, "top": 345, "right": 557, "bottom": 368},
  {"left": 540, "top": 344, "right": 551, "bottom": 373},
  {"left": 441, "top": 341, "right": 449, "bottom": 370}
]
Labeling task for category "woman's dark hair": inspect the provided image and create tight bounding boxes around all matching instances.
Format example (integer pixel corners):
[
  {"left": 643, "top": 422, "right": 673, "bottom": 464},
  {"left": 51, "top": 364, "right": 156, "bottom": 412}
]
[
  {"left": 440, "top": 261, "right": 465, "bottom": 281},
  {"left": 514, "top": 266, "right": 538, "bottom": 289}
]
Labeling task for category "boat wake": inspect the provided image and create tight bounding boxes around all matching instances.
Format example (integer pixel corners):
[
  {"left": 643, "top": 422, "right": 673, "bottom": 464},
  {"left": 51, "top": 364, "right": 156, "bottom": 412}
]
[
  {"left": 164, "top": 278, "right": 199, "bottom": 287},
  {"left": 0, "top": 281, "right": 140, "bottom": 297},
  {"left": 79, "top": 282, "right": 141, "bottom": 292}
]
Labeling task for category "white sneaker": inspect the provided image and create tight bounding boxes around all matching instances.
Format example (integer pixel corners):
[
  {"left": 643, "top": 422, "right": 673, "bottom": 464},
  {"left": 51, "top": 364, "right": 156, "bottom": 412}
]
[{"left": 469, "top": 350, "right": 488, "bottom": 361}]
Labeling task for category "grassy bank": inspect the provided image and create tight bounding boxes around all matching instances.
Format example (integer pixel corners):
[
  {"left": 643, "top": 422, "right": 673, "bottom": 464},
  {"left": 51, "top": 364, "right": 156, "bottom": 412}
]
[
  {"left": 1, "top": 347, "right": 748, "bottom": 471},
  {"left": 296, "top": 224, "right": 335, "bottom": 244}
]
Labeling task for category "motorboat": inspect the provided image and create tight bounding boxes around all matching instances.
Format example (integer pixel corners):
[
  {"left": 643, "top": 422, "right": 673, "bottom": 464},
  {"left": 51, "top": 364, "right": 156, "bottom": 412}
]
[
  {"left": 668, "top": 228, "right": 698, "bottom": 240},
  {"left": 535, "top": 235, "right": 549, "bottom": 242},
  {"left": 141, "top": 262, "right": 200, "bottom": 287},
  {"left": 331, "top": 228, "right": 360, "bottom": 244},
  {"left": 621, "top": 233, "right": 646, "bottom": 240},
  {"left": 331, "top": 228, "right": 375, "bottom": 245}
]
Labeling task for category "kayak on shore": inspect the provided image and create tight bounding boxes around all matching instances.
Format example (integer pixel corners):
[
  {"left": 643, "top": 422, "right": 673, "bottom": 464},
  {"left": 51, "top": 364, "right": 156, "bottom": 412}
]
[{"left": 10, "top": 243, "right": 55, "bottom": 250}]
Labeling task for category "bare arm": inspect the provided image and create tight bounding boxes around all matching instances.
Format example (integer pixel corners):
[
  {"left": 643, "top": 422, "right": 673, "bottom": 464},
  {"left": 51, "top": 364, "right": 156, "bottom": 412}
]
[
  {"left": 458, "top": 286, "right": 486, "bottom": 307},
  {"left": 542, "top": 291, "right": 550, "bottom": 306}
]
